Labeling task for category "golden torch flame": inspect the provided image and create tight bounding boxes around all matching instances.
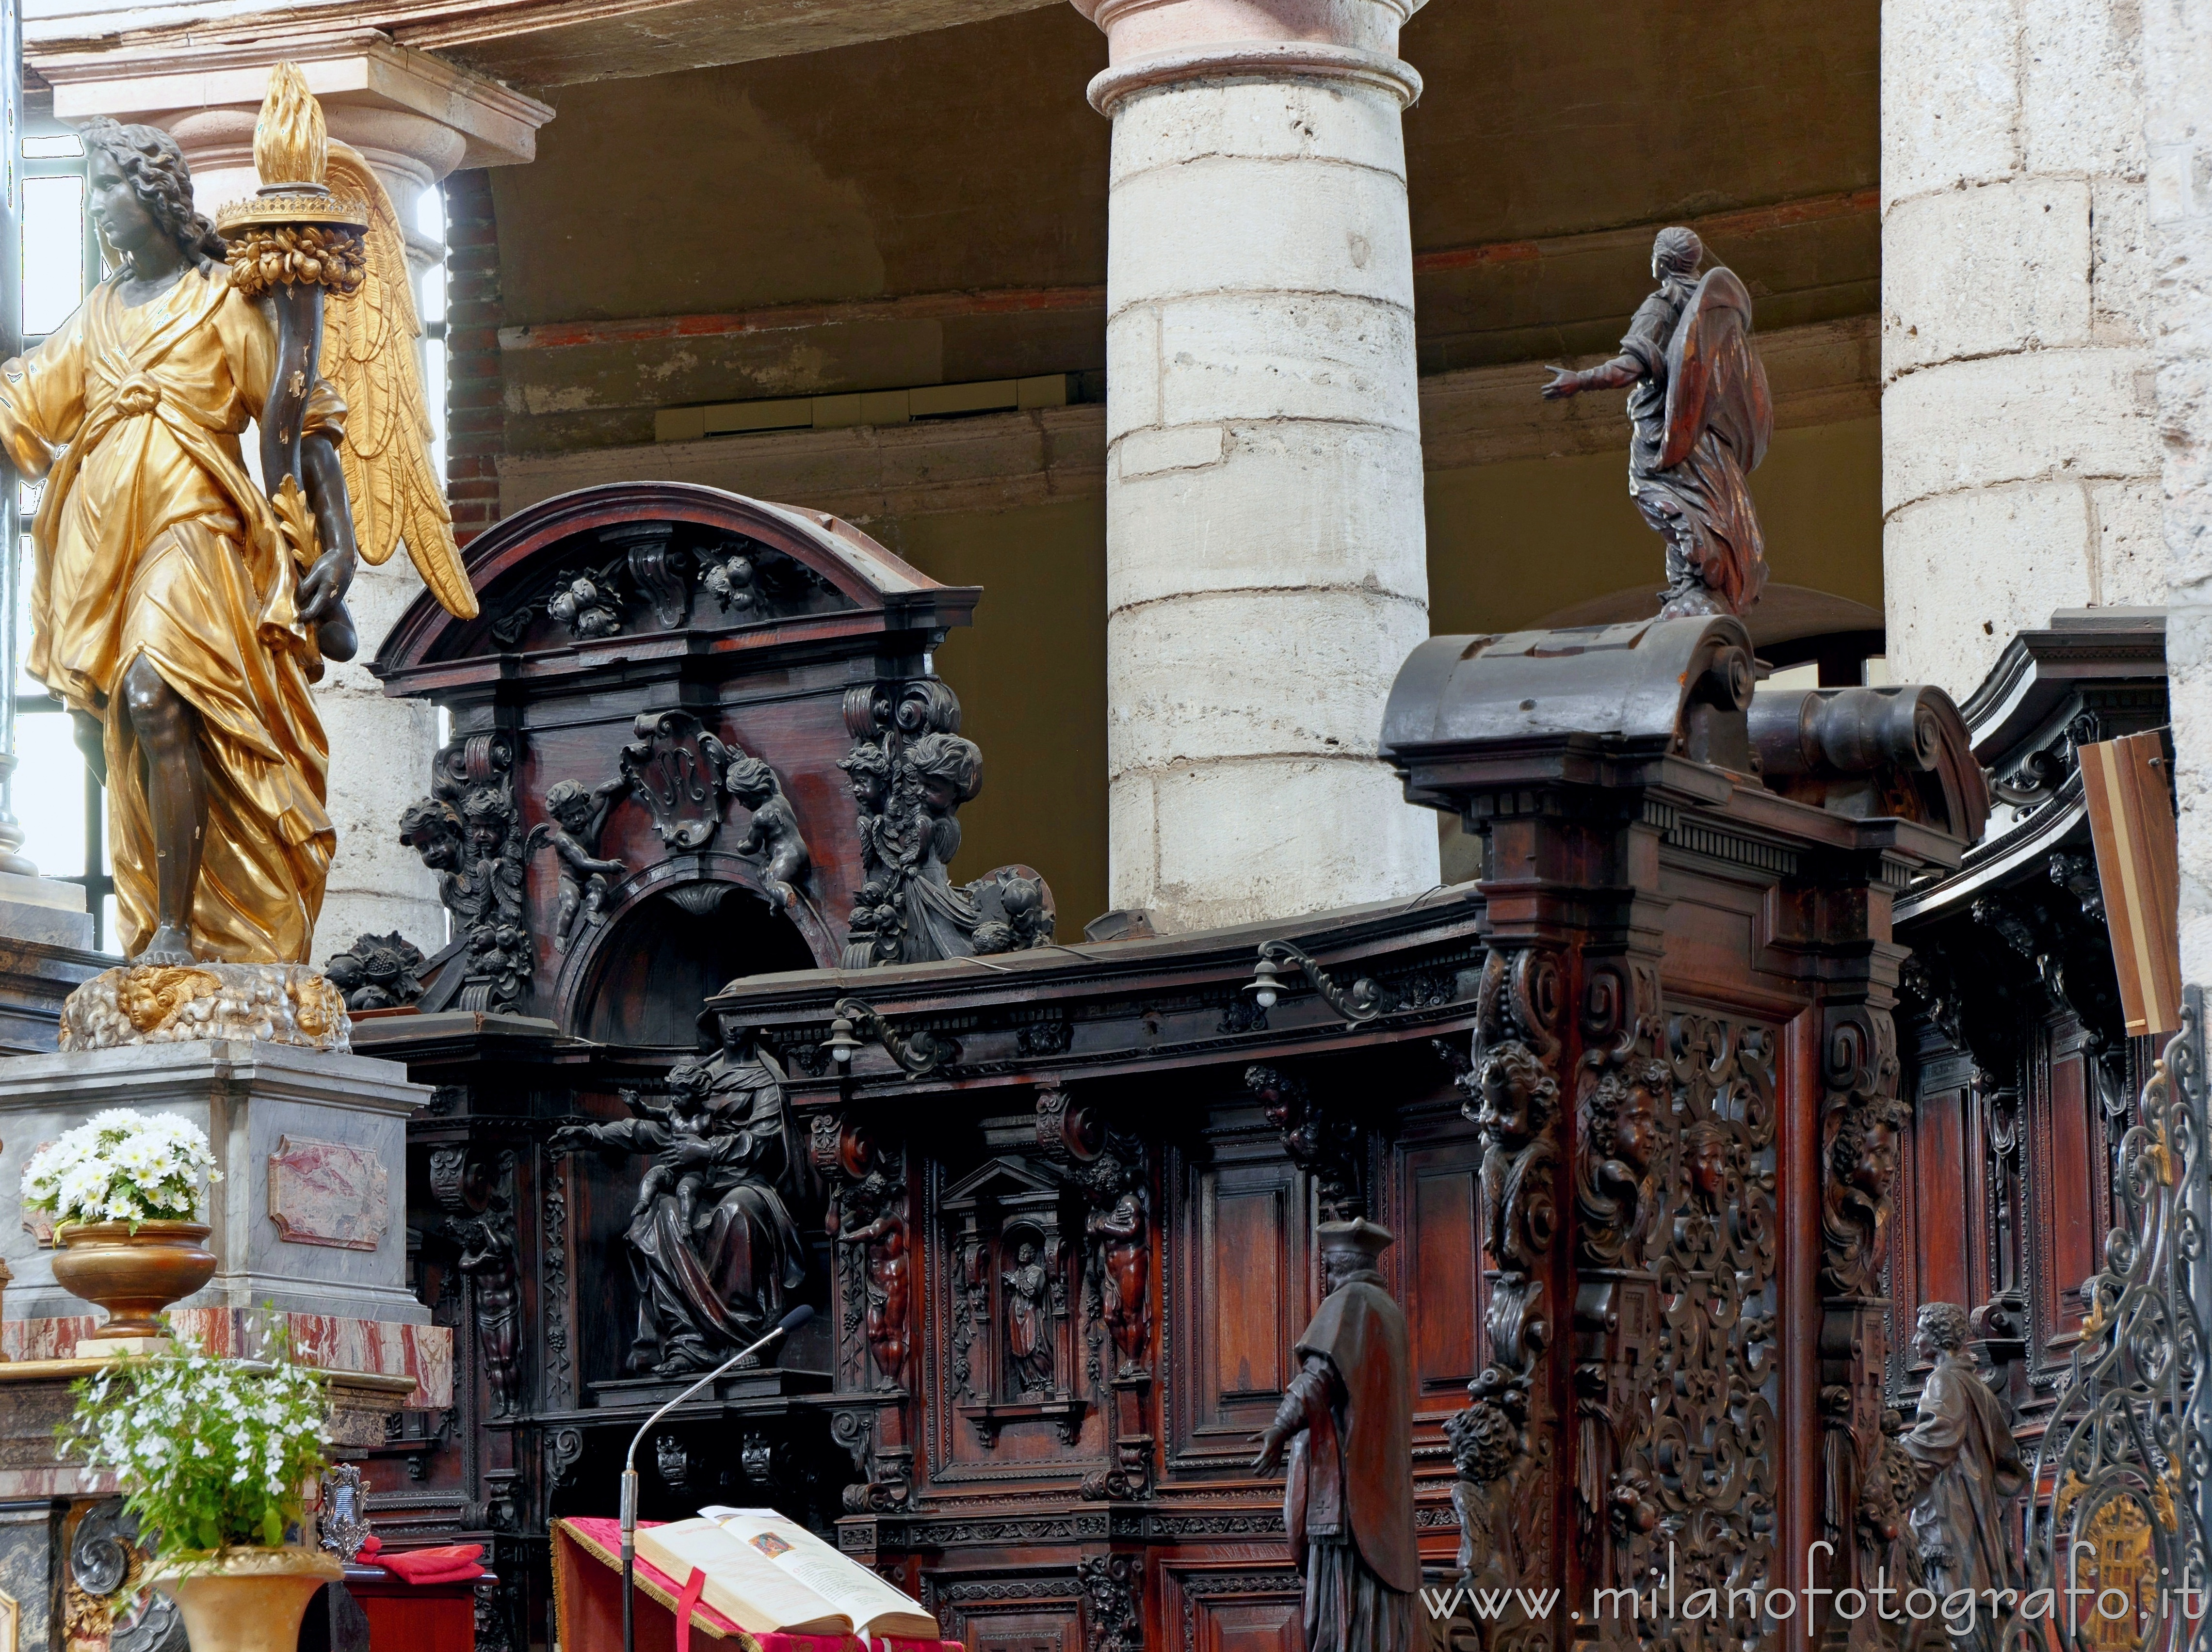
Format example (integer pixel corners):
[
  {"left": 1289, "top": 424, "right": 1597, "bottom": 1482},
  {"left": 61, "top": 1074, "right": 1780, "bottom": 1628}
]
[{"left": 252, "top": 62, "right": 328, "bottom": 191}]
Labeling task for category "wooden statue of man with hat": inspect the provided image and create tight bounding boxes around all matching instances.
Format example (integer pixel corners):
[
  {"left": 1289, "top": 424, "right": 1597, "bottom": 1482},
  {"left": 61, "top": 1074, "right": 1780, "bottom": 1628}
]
[{"left": 1252, "top": 1218, "right": 1421, "bottom": 1652}]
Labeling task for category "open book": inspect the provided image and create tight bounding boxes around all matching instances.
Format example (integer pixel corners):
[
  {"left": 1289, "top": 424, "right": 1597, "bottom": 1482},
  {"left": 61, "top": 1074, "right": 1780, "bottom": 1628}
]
[{"left": 633, "top": 1507, "right": 939, "bottom": 1641}]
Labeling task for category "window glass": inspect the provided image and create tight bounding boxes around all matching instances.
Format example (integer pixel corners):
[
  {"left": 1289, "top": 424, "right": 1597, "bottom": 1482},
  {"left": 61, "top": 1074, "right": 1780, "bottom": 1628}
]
[
  {"left": 22, "top": 172, "right": 84, "bottom": 335},
  {"left": 14, "top": 710, "right": 85, "bottom": 877}
]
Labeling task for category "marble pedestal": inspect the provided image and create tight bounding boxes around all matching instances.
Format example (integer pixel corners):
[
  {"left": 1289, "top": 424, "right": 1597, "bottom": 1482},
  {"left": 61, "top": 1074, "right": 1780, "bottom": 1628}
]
[{"left": 0, "top": 1040, "right": 430, "bottom": 1327}]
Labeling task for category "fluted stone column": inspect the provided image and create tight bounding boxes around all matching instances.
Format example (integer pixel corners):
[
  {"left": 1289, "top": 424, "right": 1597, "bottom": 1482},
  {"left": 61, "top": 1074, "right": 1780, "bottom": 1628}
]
[
  {"left": 1072, "top": 0, "right": 1440, "bottom": 933},
  {"left": 1881, "top": 0, "right": 2163, "bottom": 694},
  {"left": 34, "top": 41, "right": 550, "bottom": 963}
]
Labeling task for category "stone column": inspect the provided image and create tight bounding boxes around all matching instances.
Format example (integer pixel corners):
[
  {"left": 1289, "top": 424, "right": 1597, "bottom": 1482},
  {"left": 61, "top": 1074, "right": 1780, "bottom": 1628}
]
[
  {"left": 31, "top": 39, "right": 550, "bottom": 962},
  {"left": 1880, "top": 0, "right": 2162, "bottom": 695},
  {"left": 1071, "top": 0, "right": 1439, "bottom": 933},
  {"left": 2145, "top": 2, "right": 2212, "bottom": 978}
]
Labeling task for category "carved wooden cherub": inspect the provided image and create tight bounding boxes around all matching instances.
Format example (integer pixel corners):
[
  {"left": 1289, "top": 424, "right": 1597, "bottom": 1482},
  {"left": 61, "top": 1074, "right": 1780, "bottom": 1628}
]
[
  {"left": 525, "top": 777, "right": 629, "bottom": 952},
  {"left": 727, "top": 755, "right": 810, "bottom": 916},
  {"left": 625, "top": 1085, "right": 718, "bottom": 1229}
]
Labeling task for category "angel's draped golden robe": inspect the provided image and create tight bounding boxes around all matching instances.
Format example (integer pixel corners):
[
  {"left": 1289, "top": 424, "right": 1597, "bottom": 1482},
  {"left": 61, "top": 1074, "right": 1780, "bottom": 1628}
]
[{"left": 0, "top": 264, "right": 343, "bottom": 963}]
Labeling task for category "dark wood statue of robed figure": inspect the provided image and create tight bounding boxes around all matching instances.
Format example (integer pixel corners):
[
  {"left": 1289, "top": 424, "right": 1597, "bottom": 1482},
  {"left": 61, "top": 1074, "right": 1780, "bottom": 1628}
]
[
  {"left": 1252, "top": 1219, "right": 1420, "bottom": 1652},
  {"left": 1541, "top": 225, "right": 1773, "bottom": 619}
]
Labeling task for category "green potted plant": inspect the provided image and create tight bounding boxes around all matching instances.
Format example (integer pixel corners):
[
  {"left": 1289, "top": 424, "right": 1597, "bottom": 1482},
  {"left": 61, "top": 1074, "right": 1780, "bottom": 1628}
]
[
  {"left": 21, "top": 1110, "right": 221, "bottom": 1346},
  {"left": 57, "top": 1328, "right": 341, "bottom": 1652}
]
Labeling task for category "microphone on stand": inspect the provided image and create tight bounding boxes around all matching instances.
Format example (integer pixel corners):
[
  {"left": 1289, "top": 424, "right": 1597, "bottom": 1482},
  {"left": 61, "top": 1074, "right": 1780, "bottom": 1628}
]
[{"left": 622, "top": 1303, "right": 816, "bottom": 1652}]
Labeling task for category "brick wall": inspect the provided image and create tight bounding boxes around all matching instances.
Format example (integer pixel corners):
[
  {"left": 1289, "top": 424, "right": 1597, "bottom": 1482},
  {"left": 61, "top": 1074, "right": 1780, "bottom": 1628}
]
[{"left": 444, "top": 168, "right": 502, "bottom": 544}]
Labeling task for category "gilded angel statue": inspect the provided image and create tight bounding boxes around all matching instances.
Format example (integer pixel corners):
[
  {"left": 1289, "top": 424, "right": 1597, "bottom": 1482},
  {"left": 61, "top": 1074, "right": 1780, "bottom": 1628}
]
[
  {"left": 1541, "top": 226, "right": 1773, "bottom": 618},
  {"left": 0, "top": 66, "right": 474, "bottom": 967}
]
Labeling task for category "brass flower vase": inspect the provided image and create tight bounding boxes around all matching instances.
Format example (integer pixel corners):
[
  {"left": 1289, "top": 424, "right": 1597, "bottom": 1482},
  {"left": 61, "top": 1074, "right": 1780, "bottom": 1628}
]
[
  {"left": 148, "top": 1547, "right": 342, "bottom": 1652},
  {"left": 50, "top": 1221, "right": 217, "bottom": 1338}
]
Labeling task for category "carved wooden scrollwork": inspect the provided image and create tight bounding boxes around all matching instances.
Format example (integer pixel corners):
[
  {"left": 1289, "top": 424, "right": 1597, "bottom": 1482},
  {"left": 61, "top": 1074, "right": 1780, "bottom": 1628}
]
[
  {"left": 816, "top": 1114, "right": 917, "bottom": 1513},
  {"left": 1077, "top": 1554, "right": 1142, "bottom": 1652},
  {"left": 1568, "top": 956, "right": 1668, "bottom": 1618},
  {"left": 1815, "top": 996, "right": 1910, "bottom": 1650},
  {"left": 429, "top": 1143, "right": 524, "bottom": 1419},
  {"left": 1643, "top": 1012, "right": 1781, "bottom": 1648},
  {"left": 1819, "top": 1006, "right": 1908, "bottom": 1300},
  {"left": 1448, "top": 943, "right": 1567, "bottom": 1603}
]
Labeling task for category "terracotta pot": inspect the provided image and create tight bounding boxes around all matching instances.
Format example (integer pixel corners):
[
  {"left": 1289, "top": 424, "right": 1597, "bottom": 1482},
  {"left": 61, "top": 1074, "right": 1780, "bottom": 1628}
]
[
  {"left": 148, "top": 1546, "right": 343, "bottom": 1652},
  {"left": 49, "top": 1221, "right": 217, "bottom": 1337}
]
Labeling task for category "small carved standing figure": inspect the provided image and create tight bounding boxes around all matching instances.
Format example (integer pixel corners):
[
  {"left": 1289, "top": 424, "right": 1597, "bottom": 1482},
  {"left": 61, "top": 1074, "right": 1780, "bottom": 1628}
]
[
  {"left": 456, "top": 1214, "right": 522, "bottom": 1418},
  {"left": 1540, "top": 226, "right": 1773, "bottom": 619},
  {"left": 838, "top": 1170, "right": 911, "bottom": 1388},
  {"left": 1251, "top": 1220, "right": 1420, "bottom": 1652},
  {"left": 1086, "top": 1160, "right": 1150, "bottom": 1378},
  {"left": 525, "top": 777, "right": 629, "bottom": 953},
  {"left": 1004, "top": 1240, "right": 1053, "bottom": 1395},
  {"left": 1902, "top": 1302, "right": 2027, "bottom": 1652}
]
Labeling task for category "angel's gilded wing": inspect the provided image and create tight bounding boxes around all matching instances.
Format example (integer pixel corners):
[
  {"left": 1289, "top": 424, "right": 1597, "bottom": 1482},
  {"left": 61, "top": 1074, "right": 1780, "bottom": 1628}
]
[
  {"left": 322, "top": 142, "right": 479, "bottom": 619},
  {"left": 1659, "top": 265, "right": 1773, "bottom": 475}
]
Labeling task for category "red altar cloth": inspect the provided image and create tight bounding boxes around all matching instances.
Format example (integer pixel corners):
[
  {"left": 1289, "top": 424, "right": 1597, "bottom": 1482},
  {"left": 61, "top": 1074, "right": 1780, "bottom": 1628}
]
[{"left": 553, "top": 1518, "right": 966, "bottom": 1652}]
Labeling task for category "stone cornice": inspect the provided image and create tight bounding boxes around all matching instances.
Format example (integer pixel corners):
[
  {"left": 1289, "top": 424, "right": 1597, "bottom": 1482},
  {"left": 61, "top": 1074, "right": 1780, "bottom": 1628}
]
[{"left": 31, "top": 25, "right": 551, "bottom": 167}]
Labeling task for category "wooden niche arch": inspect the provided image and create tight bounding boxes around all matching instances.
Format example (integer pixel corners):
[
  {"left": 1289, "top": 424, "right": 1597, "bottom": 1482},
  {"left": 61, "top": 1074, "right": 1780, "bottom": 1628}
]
[{"left": 372, "top": 481, "right": 982, "bottom": 1034}]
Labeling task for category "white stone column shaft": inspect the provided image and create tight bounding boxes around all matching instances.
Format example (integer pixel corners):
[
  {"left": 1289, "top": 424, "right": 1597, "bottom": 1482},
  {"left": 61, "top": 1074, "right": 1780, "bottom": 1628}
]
[
  {"left": 1077, "top": 0, "right": 1440, "bottom": 932},
  {"left": 2143, "top": 0, "right": 2212, "bottom": 978},
  {"left": 1880, "top": 0, "right": 2163, "bottom": 696}
]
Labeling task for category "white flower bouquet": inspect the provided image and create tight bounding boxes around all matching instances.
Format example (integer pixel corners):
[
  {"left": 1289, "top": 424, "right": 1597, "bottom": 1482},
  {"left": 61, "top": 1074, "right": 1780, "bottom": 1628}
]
[
  {"left": 58, "top": 1325, "right": 331, "bottom": 1556},
  {"left": 21, "top": 1110, "right": 220, "bottom": 1230}
]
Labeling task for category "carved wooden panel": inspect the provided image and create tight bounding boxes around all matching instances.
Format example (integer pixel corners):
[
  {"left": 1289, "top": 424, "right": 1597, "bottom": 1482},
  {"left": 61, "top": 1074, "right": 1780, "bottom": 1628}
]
[
  {"left": 932, "top": 1581, "right": 1080, "bottom": 1652},
  {"left": 1164, "top": 1568, "right": 1303, "bottom": 1652},
  {"left": 961, "top": 1612, "right": 1078, "bottom": 1652},
  {"left": 2041, "top": 1043, "right": 2099, "bottom": 1337},
  {"left": 1168, "top": 1110, "right": 1310, "bottom": 1474},
  {"left": 1389, "top": 1105, "right": 1484, "bottom": 1404},
  {"left": 1910, "top": 1079, "right": 1970, "bottom": 1311}
]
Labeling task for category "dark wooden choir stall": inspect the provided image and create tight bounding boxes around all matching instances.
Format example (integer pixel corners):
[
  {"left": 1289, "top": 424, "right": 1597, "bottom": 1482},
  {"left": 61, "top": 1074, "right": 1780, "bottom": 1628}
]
[{"left": 336, "top": 480, "right": 2015, "bottom": 1652}]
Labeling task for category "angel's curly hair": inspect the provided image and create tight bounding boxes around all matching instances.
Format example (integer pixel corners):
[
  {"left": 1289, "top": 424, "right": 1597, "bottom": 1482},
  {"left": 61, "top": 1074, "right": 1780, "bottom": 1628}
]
[{"left": 81, "top": 118, "right": 226, "bottom": 265}]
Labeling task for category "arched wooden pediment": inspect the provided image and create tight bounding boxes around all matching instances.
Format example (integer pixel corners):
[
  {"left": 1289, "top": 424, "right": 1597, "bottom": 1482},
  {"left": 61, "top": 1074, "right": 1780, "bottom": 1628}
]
[{"left": 374, "top": 481, "right": 979, "bottom": 690}]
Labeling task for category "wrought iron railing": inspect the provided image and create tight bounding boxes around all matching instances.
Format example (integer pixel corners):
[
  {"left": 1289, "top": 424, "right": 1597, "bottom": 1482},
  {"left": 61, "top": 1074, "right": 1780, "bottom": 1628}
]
[{"left": 2026, "top": 985, "right": 2211, "bottom": 1651}]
